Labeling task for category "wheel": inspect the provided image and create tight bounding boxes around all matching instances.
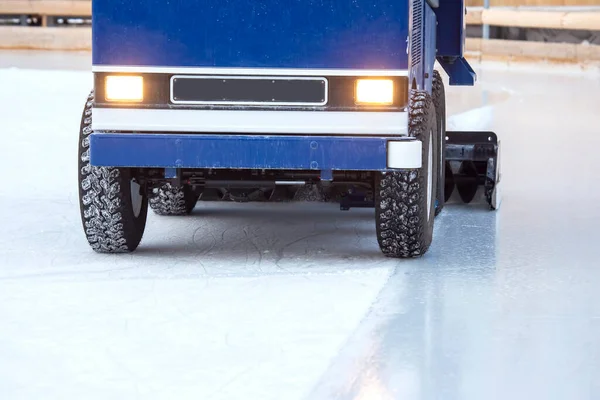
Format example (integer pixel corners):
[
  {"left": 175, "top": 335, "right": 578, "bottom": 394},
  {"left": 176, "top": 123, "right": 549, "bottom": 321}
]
[
  {"left": 78, "top": 91, "right": 148, "bottom": 253},
  {"left": 375, "top": 89, "right": 439, "bottom": 258},
  {"left": 149, "top": 183, "right": 199, "bottom": 215},
  {"left": 432, "top": 70, "right": 446, "bottom": 216}
]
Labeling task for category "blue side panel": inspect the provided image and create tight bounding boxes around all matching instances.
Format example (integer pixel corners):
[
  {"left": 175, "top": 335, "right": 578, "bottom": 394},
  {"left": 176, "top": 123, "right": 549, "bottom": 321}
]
[
  {"left": 432, "top": 0, "right": 476, "bottom": 86},
  {"left": 408, "top": 0, "right": 424, "bottom": 90},
  {"left": 92, "top": 0, "right": 409, "bottom": 70},
  {"left": 434, "top": 0, "right": 466, "bottom": 57},
  {"left": 423, "top": 4, "right": 437, "bottom": 94},
  {"left": 408, "top": 0, "right": 436, "bottom": 94},
  {"left": 438, "top": 57, "right": 476, "bottom": 86},
  {"left": 89, "top": 133, "right": 404, "bottom": 171}
]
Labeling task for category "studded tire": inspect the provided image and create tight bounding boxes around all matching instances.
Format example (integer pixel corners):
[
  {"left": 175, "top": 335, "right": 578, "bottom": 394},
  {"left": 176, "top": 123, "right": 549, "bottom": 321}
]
[
  {"left": 432, "top": 70, "right": 446, "bottom": 216},
  {"left": 78, "top": 91, "right": 148, "bottom": 253},
  {"left": 149, "top": 183, "right": 199, "bottom": 215},
  {"left": 375, "top": 90, "right": 438, "bottom": 258}
]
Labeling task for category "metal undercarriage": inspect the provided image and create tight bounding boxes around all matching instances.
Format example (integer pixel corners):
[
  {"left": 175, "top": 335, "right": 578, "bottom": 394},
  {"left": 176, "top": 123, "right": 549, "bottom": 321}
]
[{"left": 131, "top": 131, "right": 500, "bottom": 211}]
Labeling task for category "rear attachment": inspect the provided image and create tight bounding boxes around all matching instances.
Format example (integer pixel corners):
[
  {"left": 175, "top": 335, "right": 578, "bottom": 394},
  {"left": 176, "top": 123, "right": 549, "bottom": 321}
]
[{"left": 444, "top": 131, "right": 501, "bottom": 210}]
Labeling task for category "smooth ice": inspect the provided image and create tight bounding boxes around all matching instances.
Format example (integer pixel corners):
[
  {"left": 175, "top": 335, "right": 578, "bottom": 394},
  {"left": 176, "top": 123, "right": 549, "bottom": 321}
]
[{"left": 1, "top": 54, "right": 600, "bottom": 400}]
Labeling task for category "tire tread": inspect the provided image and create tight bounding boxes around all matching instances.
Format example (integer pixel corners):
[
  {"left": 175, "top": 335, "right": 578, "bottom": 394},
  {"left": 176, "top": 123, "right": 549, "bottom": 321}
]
[
  {"left": 375, "top": 90, "right": 437, "bottom": 258},
  {"left": 78, "top": 91, "right": 147, "bottom": 253},
  {"left": 149, "top": 183, "right": 198, "bottom": 215},
  {"left": 432, "top": 70, "right": 446, "bottom": 216}
]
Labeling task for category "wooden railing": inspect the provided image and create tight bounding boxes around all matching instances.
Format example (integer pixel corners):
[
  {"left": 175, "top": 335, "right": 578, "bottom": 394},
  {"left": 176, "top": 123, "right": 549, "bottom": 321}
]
[
  {"left": 464, "top": 7, "right": 600, "bottom": 63},
  {"left": 0, "top": 0, "right": 599, "bottom": 64},
  {"left": 0, "top": 0, "right": 90, "bottom": 20},
  {"left": 466, "top": 0, "right": 600, "bottom": 6},
  {"left": 466, "top": 7, "right": 600, "bottom": 29},
  {"left": 0, "top": 0, "right": 91, "bottom": 50}
]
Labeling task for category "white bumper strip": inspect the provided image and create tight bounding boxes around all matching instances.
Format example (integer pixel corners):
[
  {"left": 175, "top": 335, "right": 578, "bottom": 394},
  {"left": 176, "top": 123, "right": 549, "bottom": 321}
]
[
  {"left": 92, "top": 109, "right": 408, "bottom": 136},
  {"left": 388, "top": 140, "right": 422, "bottom": 169}
]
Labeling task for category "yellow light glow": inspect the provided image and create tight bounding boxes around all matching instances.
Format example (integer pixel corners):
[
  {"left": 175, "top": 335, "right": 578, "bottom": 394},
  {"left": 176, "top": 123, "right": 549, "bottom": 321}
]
[
  {"left": 105, "top": 76, "right": 144, "bottom": 101},
  {"left": 355, "top": 79, "right": 394, "bottom": 105}
]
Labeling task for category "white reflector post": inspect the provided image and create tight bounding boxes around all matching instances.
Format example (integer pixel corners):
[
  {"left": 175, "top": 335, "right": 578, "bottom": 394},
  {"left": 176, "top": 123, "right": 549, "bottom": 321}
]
[{"left": 387, "top": 140, "right": 422, "bottom": 169}]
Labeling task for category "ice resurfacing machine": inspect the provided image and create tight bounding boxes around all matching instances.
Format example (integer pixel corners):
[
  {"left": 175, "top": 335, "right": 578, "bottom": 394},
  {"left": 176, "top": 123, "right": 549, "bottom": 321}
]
[{"left": 79, "top": 0, "right": 501, "bottom": 258}]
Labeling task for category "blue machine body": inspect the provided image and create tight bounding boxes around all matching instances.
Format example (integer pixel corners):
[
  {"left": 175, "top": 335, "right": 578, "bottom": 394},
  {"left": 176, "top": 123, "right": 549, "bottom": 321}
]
[
  {"left": 435, "top": 0, "right": 467, "bottom": 58},
  {"left": 433, "top": 0, "right": 477, "bottom": 85},
  {"left": 408, "top": 0, "right": 439, "bottom": 94},
  {"left": 92, "top": 0, "right": 410, "bottom": 70},
  {"left": 90, "top": 0, "right": 475, "bottom": 170}
]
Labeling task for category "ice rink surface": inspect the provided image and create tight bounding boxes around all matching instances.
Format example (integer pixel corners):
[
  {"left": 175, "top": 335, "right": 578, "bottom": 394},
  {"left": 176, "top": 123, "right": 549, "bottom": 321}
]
[{"left": 1, "top": 51, "right": 600, "bottom": 400}]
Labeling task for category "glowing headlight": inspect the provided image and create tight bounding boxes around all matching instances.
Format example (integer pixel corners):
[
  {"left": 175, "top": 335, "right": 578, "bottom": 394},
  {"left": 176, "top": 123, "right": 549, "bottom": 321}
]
[
  {"left": 105, "top": 76, "right": 144, "bottom": 102},
  {"left": 355, "top": 79, "right": 394, "bottom": 105}
]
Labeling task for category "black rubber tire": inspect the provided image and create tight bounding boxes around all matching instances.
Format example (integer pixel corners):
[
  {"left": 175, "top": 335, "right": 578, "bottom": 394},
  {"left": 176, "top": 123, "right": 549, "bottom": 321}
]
[
  {"left": 432, "top": 70, "right": 446, "bottom": 216},
  {"left": 149, "top": 183, "right": 199, "bottom": 215},
  {"left": 375, "top": 90, "right": 439, "bottom": 258},
  {"left": 78, "top": 91, "right": 148, "bottom": 253}
]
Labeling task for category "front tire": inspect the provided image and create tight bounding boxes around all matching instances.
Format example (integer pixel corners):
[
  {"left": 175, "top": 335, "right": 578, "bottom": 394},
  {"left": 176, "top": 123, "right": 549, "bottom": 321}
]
[
  {"left": 78, "top": 91, "right": 148, "bottom": 253},
  {"left": 432, "top": 70, "right": 446, "bottom": 216},
  {"left": 149, "top": 183, "right": 199, "bottom": 215},
  {"left": 375, "top": 90, "right": 438, "bottom": 258}
]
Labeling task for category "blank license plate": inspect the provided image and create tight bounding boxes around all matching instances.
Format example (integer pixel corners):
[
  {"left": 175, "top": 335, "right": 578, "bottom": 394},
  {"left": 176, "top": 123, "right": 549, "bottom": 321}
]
[{"left": 170, "top": 76, "right": 328, "bottom": 106}]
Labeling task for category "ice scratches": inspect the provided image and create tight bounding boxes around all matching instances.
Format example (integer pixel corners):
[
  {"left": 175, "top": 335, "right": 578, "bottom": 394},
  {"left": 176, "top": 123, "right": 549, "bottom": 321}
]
[
  {"left": 244, "top": 226, "right": 264, "bottom": 269},
  {"left": 178, "top": 208, "right": 360, "bottom": 273},
  {"left": 149, "top": 183, "right": 190, "bottom": 215},
  {"left": 189, "top": 220, "right": 267, "bottom": 268},
  {"left": 206, "top": 366, "right": 255, "bottom": 399},
  {"left": 192, "top": 224, "right": 218, "bottom": 255},
  {"left": 78, "top": 91, "right": 129, "bottom": 253}
]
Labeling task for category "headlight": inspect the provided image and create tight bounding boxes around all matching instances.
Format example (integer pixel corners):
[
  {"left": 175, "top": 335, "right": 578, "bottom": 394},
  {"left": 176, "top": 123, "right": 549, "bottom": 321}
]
[
  {"left": 105, "top": 76, "right": 144, "bottom": 102},
  {"left": 355, "top": 79, "right": 394, "bottom": 105}
]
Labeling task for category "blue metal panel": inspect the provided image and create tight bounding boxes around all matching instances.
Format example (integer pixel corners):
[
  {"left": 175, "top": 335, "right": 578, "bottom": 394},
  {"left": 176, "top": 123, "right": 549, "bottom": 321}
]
[
  {"left": 423, "top": 4, "right": 437, "bottom": 94},
  {"left": 438, "top": 56, "right": 476, "bottom": 86},
  {"left": 89, "top": 133, "right": 408, "bottom": 171},
  {"left": 92, "top": 0, "right": 409, "bottom": 70},
  {"left": 432, "top": 0, "right": 476, "bottom": 86},
  {"left": 408, "top": 0, "right": 424, "bottom": 90},
  {"left": 408, "top": 0, "right": 436, "bottom": 94},
  {"left": 434, "top": 0, "right": 466, "bottom": 58}
]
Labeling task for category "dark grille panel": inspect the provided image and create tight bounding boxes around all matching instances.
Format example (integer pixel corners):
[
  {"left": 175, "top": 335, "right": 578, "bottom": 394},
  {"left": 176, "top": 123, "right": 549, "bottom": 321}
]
[{"left": 411, "top": 0, "right": 423, "bottom": 67}]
